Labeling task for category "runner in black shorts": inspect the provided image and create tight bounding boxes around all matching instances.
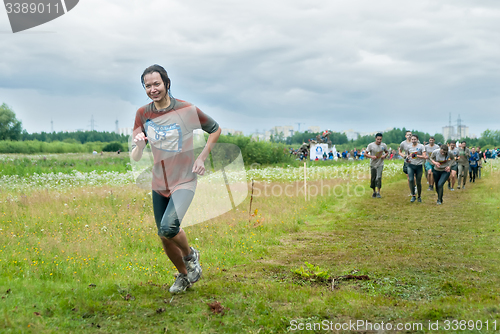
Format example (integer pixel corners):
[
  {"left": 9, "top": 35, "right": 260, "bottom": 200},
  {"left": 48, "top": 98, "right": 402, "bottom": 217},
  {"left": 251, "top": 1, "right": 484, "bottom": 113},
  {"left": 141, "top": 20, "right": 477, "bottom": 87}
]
[
  {"left": 131, "top": 65, "right": 222, "bottom": 293},
  {"left": 430, "top": 144, "right": 455, "bottom": 205},
  {"left": 406, "top": 134, "right": 427, "bottom": 203},
  {"left": 424, "top": 137, "right": 438, "bottom": 191}
]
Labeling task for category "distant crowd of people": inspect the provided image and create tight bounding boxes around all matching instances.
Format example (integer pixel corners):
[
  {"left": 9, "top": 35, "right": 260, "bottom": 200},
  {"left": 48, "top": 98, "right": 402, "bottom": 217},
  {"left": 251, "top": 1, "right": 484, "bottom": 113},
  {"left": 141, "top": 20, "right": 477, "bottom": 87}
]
[
  {"left": 290, "top": 146, "right": 401, "bottom": 161},
  {"left": 290, "top": 142, "right": 499, "bottom": 164},
  {"left": 289, "top": 133, "right": 496, "bottom": 205},
  {"left": 365, "top": 130, "right": 493, "bottom": 205}
]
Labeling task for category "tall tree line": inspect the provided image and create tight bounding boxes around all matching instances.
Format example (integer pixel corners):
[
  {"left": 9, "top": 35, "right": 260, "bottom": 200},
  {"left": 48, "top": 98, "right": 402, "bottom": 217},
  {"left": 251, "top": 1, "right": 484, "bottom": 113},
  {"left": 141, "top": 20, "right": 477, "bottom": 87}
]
[{"left": 21, "top": 130, "right": 129, "bottom": 144}]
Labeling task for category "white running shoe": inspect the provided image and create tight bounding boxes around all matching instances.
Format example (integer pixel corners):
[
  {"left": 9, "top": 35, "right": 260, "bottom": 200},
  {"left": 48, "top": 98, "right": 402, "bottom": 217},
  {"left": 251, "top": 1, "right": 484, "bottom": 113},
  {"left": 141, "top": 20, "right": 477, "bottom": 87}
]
[
  {"left": 183, "top": 247, "right": 202, "bottom": 284},
  {"left": 169, "top": 273, "right": 191, "bottom": 294}
]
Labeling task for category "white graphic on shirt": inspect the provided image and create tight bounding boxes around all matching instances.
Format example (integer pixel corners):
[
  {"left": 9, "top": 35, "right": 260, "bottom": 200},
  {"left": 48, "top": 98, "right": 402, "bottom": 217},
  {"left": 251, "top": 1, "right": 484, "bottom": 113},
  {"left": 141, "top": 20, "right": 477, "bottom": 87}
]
[{"left": 145, "top": 119, "right": 182, "bottom": 152}]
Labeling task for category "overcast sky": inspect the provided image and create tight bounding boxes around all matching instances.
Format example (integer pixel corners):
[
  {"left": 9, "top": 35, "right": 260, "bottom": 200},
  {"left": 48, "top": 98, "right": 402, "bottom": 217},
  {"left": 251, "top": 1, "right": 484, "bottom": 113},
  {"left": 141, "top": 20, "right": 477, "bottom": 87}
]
[{"left": 1, "top": 0, "right": 500, "bottom": 137}]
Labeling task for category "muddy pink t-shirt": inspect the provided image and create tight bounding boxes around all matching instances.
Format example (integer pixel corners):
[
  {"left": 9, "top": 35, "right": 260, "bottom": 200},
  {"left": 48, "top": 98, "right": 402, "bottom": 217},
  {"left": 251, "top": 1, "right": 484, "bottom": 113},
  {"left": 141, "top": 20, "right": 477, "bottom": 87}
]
[{"left": 132, "top": 99, "right": 219, "bottom": 197}]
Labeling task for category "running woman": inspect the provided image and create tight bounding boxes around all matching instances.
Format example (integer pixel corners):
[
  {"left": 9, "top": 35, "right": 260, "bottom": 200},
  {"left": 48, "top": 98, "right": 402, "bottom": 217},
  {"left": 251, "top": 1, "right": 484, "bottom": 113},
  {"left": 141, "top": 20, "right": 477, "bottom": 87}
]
[
  {"left": 131, "top": 65, "right": 221, "bottom": 293},
  {"left": 399, "top": 130, "right": 412, "bottom": 190},
  {"left": 456, "top": 141, "right": 470, "bottom": 189},
  {"left": 447, "top": 141, "right": 459, "bottom": 191},
  {"left": 424, "top": 137, "right": 438, "bottom": 191},
  {"left": 365, "top": 133, "right": 389, "bottom": 198},
  {"left": 430, "top": 144, "right": 455, "bottom": 205},
  {"left": 406, "top": 134, "right": 427, "bottom": 203}
]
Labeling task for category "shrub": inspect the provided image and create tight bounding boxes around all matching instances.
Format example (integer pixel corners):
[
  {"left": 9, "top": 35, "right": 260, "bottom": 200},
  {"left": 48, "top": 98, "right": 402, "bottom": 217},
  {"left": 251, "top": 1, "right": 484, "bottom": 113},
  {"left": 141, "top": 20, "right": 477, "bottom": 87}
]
[{"left": 102, "top": 142, "right": 124, "bottom": 152}]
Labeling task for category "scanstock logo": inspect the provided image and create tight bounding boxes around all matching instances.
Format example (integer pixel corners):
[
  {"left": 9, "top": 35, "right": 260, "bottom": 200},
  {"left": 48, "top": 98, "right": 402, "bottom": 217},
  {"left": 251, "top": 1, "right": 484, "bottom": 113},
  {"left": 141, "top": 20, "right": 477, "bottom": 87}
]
[{"left": 4, "top": 0, "right": 79, "bottom": 33}]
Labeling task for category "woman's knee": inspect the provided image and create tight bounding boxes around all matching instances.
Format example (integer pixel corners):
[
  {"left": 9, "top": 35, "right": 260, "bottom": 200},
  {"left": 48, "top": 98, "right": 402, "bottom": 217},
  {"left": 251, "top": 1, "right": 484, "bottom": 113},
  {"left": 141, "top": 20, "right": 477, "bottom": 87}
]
[{"left": 158, "top": 223, "right": 180, "bottom": 239}]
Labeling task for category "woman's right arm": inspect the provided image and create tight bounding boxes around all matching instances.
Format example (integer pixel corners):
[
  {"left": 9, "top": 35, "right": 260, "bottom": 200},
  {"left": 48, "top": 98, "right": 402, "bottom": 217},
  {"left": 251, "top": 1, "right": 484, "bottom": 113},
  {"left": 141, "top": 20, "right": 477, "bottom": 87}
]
[
  {"left": 130, "top": 110, "right": 146, "bottom": 162},
  {"left": 130, "top": 131, "right": 147, "bottom": 162}
]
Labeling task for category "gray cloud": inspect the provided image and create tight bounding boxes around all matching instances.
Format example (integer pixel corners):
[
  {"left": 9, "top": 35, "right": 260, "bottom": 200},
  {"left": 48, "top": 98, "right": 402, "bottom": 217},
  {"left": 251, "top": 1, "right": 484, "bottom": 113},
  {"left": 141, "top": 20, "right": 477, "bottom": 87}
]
[{"left": 1, "top": 0, "right": 500, "bottom": 136}]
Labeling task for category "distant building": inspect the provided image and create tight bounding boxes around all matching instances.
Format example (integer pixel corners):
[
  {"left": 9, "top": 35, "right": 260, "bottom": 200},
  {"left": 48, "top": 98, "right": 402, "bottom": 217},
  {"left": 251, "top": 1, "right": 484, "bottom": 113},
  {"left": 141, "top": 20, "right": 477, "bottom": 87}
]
[
  {"left": 272, "top": 125, "right": 294, "bottom": 138},
  {"left": 221, "top": 128, "right": 244, "bottom": 136},
  {"left": 442, "top": 126, "right": 455, "bottom": 142},
  {"left": 442, "top": 125, "right": 469, "bottom": 141},
  {"left": 343, "top": 129, "right": 360, "bottom": 141},
  {"left": 117, "top": 127, "right": 133, "bottom": 136},
  {"left": 359, "top": 131, "right": 379, "bottom": 137},
  {"left": 443, "top": 115, "right": 469, "bottom": 141},
  {"left": 250, "top": 130, "right": 272, "bottom": 141},
  {"left": 456, "top": 125, "right": 469, "bottom": 139},
  {"left": 263, "top": 131, "right": 271, "bottom": 140},
  {"left": 307, "top": 126, "right": 321, "bottom": 133}
]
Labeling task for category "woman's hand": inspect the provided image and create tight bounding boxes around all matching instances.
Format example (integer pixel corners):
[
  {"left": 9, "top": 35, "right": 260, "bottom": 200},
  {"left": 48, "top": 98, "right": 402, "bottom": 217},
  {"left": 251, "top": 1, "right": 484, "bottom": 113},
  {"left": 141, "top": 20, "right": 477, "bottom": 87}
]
[
  {"left": 192, "top": 158, "right": 206, "bottom": 175},
  {"left": 133, "top": 132, "right": 148, "bottom": 150}
]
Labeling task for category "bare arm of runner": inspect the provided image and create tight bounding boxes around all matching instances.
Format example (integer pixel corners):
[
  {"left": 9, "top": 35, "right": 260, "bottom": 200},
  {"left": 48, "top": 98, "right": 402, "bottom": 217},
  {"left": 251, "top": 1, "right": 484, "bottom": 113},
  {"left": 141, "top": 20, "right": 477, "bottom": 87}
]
[
  {"left": 430, "top": 152, "right": 441, "bottom": 168},
  {"left": 192, "top": 127, "right": 222, "bottom": 175},
  {"left": 131, "top": 131, "right": 147, "bottom": 162}
]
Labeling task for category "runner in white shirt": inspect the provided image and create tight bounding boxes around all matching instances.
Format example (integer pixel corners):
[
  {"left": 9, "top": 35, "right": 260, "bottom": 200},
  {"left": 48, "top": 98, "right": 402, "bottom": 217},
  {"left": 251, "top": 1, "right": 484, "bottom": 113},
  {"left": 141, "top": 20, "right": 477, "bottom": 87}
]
[
  {"left": 406, "top": 134, "right": 428, "bottom": 203},
  {"left": 365, "top": 133, "right": 389, "bottom": 198}
]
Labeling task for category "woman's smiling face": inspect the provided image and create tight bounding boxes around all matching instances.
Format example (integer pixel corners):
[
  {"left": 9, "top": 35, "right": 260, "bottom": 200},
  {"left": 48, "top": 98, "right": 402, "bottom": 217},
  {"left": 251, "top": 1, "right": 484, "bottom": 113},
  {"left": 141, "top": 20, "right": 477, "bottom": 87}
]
[{"left": 143, "top": 72, "right": 168, "bottom": 103}]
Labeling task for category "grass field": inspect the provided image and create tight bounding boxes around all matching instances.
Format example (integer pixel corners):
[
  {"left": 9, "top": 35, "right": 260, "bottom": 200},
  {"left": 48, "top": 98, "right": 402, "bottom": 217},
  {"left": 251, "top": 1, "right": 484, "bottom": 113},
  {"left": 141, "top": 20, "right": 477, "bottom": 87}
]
[{"left": 1, "top": 156, "right": 500, "bottom": 333}]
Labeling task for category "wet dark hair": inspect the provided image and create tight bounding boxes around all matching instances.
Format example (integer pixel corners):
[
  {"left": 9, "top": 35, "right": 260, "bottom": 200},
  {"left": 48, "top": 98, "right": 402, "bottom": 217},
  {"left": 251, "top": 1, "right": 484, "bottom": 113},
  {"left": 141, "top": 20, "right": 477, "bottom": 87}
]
[
  {"left": 429, "top": 136, "right": 435, "bottom": 140},
  {"left": 406, "top": 130, "right": 412, "bottom": 134},
  {"left": 412, "top": 134, "right": 419, "bottom": 140},
  {"left": 440, "top": 145, "right": 448, "bottom": 152},
  {"left": 461, "top": 141, "right": 466, "bottom": 144},
  {"left": 375, "top": 133, "right": 383, "bottom": 138},
  {"left": 141, "top": 64, "right": 171, "bottom": 96}
]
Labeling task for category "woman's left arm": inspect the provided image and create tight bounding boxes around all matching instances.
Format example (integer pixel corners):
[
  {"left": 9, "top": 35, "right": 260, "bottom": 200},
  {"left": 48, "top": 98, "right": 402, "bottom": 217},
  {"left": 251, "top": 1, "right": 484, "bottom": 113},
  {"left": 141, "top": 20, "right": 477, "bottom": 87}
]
[{"left": 192, "top": 127, "right": 222, "bottom": 175}]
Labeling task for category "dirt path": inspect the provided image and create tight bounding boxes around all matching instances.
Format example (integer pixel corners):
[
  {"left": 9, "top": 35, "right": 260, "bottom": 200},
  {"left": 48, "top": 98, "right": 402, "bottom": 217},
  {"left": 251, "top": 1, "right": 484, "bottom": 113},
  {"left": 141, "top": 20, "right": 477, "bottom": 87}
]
[{"left": 260, "top": 169, "right": 500, "bottom": 297}]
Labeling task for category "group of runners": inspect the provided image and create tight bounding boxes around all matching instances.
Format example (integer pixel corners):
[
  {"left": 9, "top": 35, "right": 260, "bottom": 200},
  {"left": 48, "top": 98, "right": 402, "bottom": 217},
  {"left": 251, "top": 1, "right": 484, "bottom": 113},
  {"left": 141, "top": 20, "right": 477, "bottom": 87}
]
[{"left": 365, "top": 130, "right": 484, "bottom": 205}]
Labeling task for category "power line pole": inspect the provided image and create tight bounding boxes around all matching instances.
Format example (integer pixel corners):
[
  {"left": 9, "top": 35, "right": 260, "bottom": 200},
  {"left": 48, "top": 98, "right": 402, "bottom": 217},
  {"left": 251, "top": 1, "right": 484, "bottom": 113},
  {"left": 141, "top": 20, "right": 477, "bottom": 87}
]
[{"left": 296, "top": 122, "right": 305, "bottom": 132}]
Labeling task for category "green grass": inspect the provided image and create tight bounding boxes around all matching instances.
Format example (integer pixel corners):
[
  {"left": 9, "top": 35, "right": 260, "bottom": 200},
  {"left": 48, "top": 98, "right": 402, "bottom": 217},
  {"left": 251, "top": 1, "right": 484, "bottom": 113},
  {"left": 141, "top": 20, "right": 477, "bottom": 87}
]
[
  {"left": 0, "top": 154, "right": 131, "bottom": 176},
  {"left": 1, "top": 160, "right": 500, "bottom": 333}
]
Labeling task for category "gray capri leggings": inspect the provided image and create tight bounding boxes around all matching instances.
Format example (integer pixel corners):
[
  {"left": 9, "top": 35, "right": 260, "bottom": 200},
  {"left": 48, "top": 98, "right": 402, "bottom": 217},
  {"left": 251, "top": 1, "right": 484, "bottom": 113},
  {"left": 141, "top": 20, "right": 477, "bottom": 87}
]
[
  {"left": 407, "top": 163, "right": 423, "bottom": 197},
  {"left": 152, "top": 189, "right": 194, "bottom": 239}
]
